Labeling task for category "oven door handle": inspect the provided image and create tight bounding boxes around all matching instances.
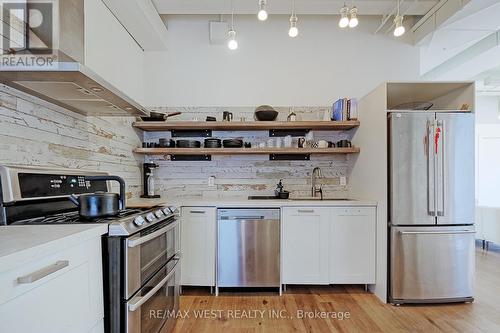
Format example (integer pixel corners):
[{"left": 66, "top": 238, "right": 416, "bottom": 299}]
[
  {"left": 128, "top": 260, "right": 179, "bottom": 312},
  {"left": 127, "top": 220, "right": 179, "bottom": 248}
]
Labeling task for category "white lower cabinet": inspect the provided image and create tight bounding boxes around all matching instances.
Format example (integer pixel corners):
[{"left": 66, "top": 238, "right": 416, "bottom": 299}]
[
  {"left": 0, "top": 237, "right": 104, "bottom": 333},
  {"left": 282, "top": 207, "right": 330, "bottom": 284},
  {"left": 180, "top": 207, "right": 216, "bottom": 286},
  {"left": 329, "top": 207, "right": 376, "bottom": 284},
  {"left": 282, "top": 206, "right": 376, "bottom": 285}
]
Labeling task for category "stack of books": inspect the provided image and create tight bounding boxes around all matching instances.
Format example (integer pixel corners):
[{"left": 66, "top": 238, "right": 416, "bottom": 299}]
[{"left": 332, "top": 98, "right": 358, "bottom": 121}]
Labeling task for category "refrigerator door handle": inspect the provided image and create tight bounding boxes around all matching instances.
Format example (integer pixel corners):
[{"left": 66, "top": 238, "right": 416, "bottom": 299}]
[
  {"left": 437, "top": 120, "right": 445, "bottom": 217},
  {"left": 427, "top": 120, "right": 436, "bottom": 217},
  {"left": 400, "top": 230, "right": 476, "bottom": 235}
]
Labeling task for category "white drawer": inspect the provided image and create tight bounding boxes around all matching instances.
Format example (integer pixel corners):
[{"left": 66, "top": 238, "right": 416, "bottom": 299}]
[
  {"left": 0, "top": 238, "right": 96, "bottom": 305},
  {"left": 332, "top": 207, "right": 375, "bottom": 216}
]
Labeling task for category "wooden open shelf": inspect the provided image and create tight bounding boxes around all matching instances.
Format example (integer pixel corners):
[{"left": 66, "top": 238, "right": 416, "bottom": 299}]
[
  {"left": 133, "top": 120, "right": 360, "bottom": 132},
  {"left": 134, "top": 147, "right": 360, "bottom": 155}
]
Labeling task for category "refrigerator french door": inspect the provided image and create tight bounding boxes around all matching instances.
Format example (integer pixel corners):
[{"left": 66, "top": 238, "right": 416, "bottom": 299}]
[{"left": 389, "top": 111, "right": 475, "bottom": 304}]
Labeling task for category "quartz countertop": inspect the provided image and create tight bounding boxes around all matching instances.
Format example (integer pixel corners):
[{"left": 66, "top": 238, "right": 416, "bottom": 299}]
[
  {"left": 127, "top": 197, "right": 377, "bottom": 209},
  {"left": 0, "top": 224, "right": 108, "bottom": 271}
]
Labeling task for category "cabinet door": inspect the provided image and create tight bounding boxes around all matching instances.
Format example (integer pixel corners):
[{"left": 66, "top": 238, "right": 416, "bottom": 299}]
[
  {"left": 180, "top": 207, "right": 216, "bottom": 286},
  {"left": 330, "top": 207, "right": 376, "bottom": 284},
  {"left": 0, "top": 238, "right": 103, "bottom": 333},
  {"left": 282, "top": 207, "right": 330, "bottom": 284}
]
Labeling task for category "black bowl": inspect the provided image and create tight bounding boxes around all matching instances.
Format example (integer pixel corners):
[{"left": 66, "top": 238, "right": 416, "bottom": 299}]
[
  {"left": 176, "top": 140, "right": 201, "bottom": 148},
  {"left": 255, "top": 110, "right": 278, "bottom": 121},
  {"left": 159, "top": 138, "right": 175, "bottom": 148}
]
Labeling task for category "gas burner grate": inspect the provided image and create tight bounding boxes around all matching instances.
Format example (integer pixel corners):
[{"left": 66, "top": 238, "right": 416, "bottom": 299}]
[{"left": 12, "top": 209, "right": 143, "bottom": 225}]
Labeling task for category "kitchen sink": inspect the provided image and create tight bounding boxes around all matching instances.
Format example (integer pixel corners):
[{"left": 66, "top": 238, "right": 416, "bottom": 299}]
[
  {"left": 289, "top": 197, "right": 352, "bottom": 201},
  {"left": 247, "top": 196, "right": 352, "bottom": 201}
]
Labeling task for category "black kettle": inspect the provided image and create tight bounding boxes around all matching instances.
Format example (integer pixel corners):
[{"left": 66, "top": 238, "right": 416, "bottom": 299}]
[{"left": 69, "top": 176, "right": 126, "bottom": 219}]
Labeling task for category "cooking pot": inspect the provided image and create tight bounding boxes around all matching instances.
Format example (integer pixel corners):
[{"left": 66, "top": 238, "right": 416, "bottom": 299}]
[{"left": 69, "top": 176, "right": 126, "bottom": 219}]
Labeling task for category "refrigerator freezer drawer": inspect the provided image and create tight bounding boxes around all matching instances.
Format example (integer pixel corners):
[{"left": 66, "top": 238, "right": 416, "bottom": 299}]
[{"left": 390, "top": 226, "right": 475, "bottom": 304}]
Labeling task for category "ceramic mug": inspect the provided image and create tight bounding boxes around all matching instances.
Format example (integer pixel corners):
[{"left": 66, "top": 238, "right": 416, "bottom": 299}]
[{"left": 337, "top": 140, "right": 352, "bottom": 148}]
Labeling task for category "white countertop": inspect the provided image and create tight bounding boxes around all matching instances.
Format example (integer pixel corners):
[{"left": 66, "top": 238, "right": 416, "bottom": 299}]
[
  {"left": 0, "top": 224, "right": 108, "bottom": 271},
  {"left": 127, "top": 197, "right": 377, "bottom": 209}
]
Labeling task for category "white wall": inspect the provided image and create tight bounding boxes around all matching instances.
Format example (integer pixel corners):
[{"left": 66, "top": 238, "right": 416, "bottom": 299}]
[
  {"left": 144, "top": 15, "right": 421, "bottom": 107},
  {"left": 85, "top": 0, "right": 145, "bottom": 104}
]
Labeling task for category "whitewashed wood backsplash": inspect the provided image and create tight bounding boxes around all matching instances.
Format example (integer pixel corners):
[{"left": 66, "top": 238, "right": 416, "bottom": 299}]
[
  {"left": 0, "top": 85, "right": 143, "bottom": 199},
  {"left": 0, "top": 86, "right": 355, "bottom": 200},
  {"left": 145, "top": 107, "right": 355, "bottom": 199}
]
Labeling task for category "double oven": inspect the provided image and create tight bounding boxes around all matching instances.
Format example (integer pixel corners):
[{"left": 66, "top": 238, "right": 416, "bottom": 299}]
[{"left": 105, "top": 210, "right": 181, "bottom": 333}]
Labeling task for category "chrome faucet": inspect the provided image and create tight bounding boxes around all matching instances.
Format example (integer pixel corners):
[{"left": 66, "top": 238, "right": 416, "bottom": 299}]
[{"left": 311, "top": 167, "right": 323, "bottom": 199}]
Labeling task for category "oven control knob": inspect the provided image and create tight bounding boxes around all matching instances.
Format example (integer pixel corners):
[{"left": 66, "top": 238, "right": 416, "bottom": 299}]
[
  {"left": 162, "top": 207, "right": 171, "bottom": 215},
  {"left": 154, "top": 210, "right": 164, "bottom": 218},
  {"left": 134, "top": 216, "right": 145, "bottom": 227},
  {"left": 146, "top": 213, "right": 155, "bottom": 222}
]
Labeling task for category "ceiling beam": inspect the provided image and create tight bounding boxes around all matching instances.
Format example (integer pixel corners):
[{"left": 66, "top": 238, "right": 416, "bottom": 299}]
[
  {"left": 103, "top": 0, "right": 169, "bottom": 51},
  {"left": 152, "top": 0, "right": 438, "bottom": 16}
]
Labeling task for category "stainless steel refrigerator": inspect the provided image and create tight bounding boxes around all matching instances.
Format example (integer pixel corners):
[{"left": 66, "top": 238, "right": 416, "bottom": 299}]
[{"left": 388, "top": 111, "right": 475, "bottom": 305}]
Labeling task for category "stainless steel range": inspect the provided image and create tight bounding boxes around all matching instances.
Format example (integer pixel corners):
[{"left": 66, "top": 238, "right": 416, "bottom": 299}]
[{"left": 0, "top": 165, "right": 181, "bottom": 333}]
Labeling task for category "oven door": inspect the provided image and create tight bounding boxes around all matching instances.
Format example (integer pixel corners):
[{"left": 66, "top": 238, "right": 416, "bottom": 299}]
[
  {"left": 125, "top": 218, "right": 180, "bottom": 298},
  {"left": 126, "top": 257, "right": 180, "bottom": 333}
]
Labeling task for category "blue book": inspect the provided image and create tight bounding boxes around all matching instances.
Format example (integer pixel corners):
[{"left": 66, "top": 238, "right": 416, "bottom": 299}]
[{"left": 332, "top": 99, "right": 344, "bottom": 121}]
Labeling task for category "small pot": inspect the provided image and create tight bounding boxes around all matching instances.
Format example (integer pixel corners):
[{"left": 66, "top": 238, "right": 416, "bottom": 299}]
[
  {"left": 69, "top": 176, "right": 125, "bottom": 219},
  {"left": 276, "top": 191, "right": 290, "bottom": 199}
]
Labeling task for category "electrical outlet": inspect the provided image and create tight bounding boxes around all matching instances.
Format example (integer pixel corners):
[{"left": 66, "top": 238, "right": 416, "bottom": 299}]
[
  {"left": 339, "top": 176, "right": 347, "bottom": 186},
  {"left": 208, "top": 176, "right": 216, "bottom": 187}
]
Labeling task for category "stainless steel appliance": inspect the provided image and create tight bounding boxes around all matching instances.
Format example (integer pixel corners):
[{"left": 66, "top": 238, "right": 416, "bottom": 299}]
[
  {"left": 388, "top": 112, "right": 475, "bottom": 305},
  {"left": 217, "top": 208, "right": 280, "bottom": 292},
  {"left": 0, "top": 165, "right": 180, "bottom": 333}
]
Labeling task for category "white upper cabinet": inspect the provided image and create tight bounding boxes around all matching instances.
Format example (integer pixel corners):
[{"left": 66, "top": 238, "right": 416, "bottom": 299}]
[
  {"left": 282, "top": 207, "right": 330, "bottom": 284},
  {"left": 329, "top": 207, "right": 376, "bottom": 284},
  {"left": 180, "top": 207, "right": 216, "bottom": 286},
  {"left": 85, "top": 0, "right": 145, "bottom": 104}
]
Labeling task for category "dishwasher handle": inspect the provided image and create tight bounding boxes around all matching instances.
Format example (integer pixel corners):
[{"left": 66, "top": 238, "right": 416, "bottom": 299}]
[{"left": 224, "top": 216, "right": 265, "bottom": 220}]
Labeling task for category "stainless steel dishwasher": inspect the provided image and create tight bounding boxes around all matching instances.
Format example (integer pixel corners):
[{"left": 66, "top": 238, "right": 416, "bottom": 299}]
[{"left": 217, "top": 208, "right": 280, "bottom": 292}]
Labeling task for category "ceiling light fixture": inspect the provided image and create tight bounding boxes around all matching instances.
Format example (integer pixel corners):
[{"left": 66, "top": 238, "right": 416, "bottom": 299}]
[
  {"left": 349, "top": 6, "right": 359, "bottom": 28},
  {"left": 339, "top": 3, "right": 349, "bottom": 28},
  {"left": 258, "top": 0, "right": 268, "bottom": 21},
  {"left": 393, "top": 0, "right": 405, "bottom": 37},
  {"left": 227, "top": 2, "right": 238, "bottom": 50},
  {"left": 288, "top": 0, "right": 298, "bottom": 37}
]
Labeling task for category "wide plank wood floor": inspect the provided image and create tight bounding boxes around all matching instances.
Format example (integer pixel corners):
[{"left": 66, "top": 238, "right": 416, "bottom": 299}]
[{"left": 167, "top": 246, "right": 500, "bottom": 333}]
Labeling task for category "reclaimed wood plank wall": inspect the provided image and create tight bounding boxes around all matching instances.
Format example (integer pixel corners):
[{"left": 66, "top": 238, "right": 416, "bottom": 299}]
[
  {"left": 0, "top": 85, "right": 143, "bottom": 199},
  {"left": 0, "top": 85, "right": 355, "bottom": 200}
]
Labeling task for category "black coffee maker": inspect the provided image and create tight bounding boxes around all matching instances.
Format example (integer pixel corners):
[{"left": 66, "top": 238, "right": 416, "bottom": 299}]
[{"left": 140, "top": 162, "right": 160, "bottom": 198}]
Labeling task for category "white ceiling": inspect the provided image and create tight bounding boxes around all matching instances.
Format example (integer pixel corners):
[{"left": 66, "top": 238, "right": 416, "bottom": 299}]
[{"left": 152, "top": 0, "right": 439, "bottom": 16}]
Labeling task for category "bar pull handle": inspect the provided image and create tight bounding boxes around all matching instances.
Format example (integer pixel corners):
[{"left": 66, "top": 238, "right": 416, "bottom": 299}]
[
  {"left": 426, "top": 120, "right": 435, "bottom": 217},
  {"left": 128, "top": 220, "right": 179, "bottom": 248},
  {"left": 128, "top": 261, "right": 179, "bottom": 312},
  {"left": 437, "top": 120, "right": 445, "bottom": 217},
  {"left": 17, "top": 260, "right": 69, "bottom": 284},
  {"left": 229, "top": 216, "right": 265, "bottom": 220},
  {"left": 400, "top": 230, "right": 475, "bottom": 235},
  {"left": 298, "top": 209, "right": 315, "bottom": 213},
  {"left": 189, "top": 210, "right": 206, "bottom": 214}
]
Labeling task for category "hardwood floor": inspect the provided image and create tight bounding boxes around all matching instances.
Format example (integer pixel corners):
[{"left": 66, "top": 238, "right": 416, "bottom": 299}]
[{"left": 168, "top": 247, "right": 500, "bottom": 332}]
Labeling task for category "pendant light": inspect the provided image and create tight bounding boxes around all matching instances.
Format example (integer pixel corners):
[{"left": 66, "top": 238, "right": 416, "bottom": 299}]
[
  {"left": 349, "top": 6, "right": 359, "bottom": 28},
  {"left": 258, "top": 0, "right": 268, "bottom": 21},
  {"left": 227, "top": 2, "right": 238, "bottom": 50},
  {"left": 393, "top": 0, "right": 405, "bottom": 37},
  {"left": 288, "top": 0, "right": 298, "bottom": 37},
  {"left": 339, "top": 3, "right": 349, "bottom": 28}
]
